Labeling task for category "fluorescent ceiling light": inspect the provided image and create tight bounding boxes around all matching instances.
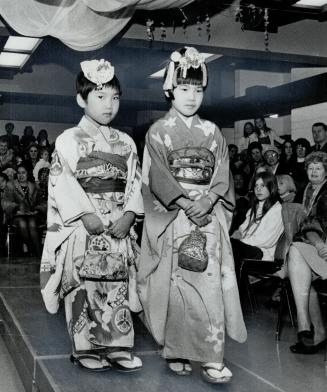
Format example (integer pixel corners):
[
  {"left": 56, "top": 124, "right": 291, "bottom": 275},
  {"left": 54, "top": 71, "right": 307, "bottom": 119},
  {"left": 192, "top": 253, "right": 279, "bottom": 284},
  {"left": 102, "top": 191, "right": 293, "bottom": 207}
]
[
  {"left": 269, "top": 114, "right": 279, "bottom": 118},
  {"left": 4, "top": 36, "right": 41, "bottom": 52},
  {"left": 295, "top": 1, "right": 327, "bottom": 7},
  {"left": 0, "top": 52, "right": 29, "bottom": 68},
  {"left": 149, "top": 53, "right": 222, "bottom": 78}
]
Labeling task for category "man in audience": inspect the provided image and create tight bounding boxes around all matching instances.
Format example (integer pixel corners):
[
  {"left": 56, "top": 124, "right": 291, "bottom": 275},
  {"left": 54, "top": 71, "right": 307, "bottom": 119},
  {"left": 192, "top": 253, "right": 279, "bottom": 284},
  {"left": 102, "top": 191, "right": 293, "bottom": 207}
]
[
  {"left": 0, "top": 137, "right": 15, "bottom": 171},
  {"left": 2, "top": 122, "right": 20, "bottom": 154},
  {"left": 311, "top": 122, "right": 327, "bottom": 152}
]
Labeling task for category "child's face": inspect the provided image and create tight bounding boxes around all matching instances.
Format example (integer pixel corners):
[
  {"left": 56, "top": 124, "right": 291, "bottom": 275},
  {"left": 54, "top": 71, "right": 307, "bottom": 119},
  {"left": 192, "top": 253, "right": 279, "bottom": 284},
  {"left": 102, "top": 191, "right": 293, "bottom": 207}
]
[
  {"left": 277, "top": 178, "right": 288, "bottom": 195},
  {"left": 41, "top": 151, "right": 49, "bottom": 161},
  {"left": 254, "top": 178, "right": 270, "bottom": 201},
  {"left": 79, "top": 87, "right": 120, "bottom": 125},
  {"left": 171, "top": 84, "right": 203, "bottom": 117}
]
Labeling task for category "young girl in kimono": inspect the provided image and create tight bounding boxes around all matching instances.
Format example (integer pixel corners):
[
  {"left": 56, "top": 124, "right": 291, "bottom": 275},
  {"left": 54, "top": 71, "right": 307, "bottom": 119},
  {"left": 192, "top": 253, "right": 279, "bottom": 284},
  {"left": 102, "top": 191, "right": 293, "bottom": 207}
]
[
  {"left": 40, "top": 59, "right": 143, "bottom": 372},
  {"left": 138, "top": 47, "right": 246, "bottom": 384}
]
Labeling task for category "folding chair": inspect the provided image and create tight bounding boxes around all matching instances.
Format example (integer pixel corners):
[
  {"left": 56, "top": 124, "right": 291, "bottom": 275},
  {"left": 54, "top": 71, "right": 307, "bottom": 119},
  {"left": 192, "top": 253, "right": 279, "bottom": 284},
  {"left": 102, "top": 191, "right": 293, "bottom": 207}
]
[{"left": 239, "top": 233, "right": 296, "bottom": 340}]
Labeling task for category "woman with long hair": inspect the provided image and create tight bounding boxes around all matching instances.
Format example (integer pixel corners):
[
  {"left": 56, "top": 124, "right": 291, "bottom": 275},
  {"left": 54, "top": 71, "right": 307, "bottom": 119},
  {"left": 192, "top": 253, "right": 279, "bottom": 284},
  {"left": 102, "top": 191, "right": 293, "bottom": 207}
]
[
  {"left": 238, "top": 121, "right": 258, "bottom": 154},
  {"left": 254, "top": 116, "right": 284, "bottom": 148},
  {"left": 231, "top": 172, "right": 284, "bottom": 274}
]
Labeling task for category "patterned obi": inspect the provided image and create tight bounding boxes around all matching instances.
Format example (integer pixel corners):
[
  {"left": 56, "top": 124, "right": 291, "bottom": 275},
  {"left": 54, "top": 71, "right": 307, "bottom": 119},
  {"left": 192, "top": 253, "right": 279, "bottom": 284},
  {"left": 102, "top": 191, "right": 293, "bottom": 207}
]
[
  {"left": 76, "top": 151, "right": 127, "bottom": 193},
  {"left": 168, "top": 147, "right": 215, "bottom": 185}
]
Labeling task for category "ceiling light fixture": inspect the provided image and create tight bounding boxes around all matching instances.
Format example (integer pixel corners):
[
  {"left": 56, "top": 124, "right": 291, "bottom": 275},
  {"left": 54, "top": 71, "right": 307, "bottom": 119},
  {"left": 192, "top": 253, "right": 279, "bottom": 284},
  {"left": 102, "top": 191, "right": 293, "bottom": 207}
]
[
  {"left": 294, "top": 1, "right": 327, "bottom": 8},
  {"left": 0, "top": 52, "right": 29, "bottom": 68},
  {"left": 4, "top": 36, "right": 41, "bottom": 53}
]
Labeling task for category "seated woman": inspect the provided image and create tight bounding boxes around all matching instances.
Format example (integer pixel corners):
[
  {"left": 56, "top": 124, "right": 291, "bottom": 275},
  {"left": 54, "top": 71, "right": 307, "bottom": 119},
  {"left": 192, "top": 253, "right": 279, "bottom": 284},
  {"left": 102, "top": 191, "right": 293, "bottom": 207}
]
[
  {"left": 4, "top": 164, "right": 41, "bottom": 256},
  {"left": 288, "top": 151, "right": 327, "bottom": 354},
  {"left": 238, "top": 121, "right": 258, "bottom": 154},
  {"left": 277, "top": 174, "right": 297, "bottom": 203},
  {"left": 231, "top": 172, "right": 284, "bottom": 276}
]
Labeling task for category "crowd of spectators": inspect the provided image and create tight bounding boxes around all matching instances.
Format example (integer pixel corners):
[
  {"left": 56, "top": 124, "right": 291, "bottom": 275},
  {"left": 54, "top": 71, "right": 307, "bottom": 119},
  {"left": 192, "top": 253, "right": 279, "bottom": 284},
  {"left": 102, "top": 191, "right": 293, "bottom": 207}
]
[
  {"left": 0, "top": 122, "right": 52, "bottom": 256},
  {"left": 229, "top": 119, "right": 327, "bottom": 355}
]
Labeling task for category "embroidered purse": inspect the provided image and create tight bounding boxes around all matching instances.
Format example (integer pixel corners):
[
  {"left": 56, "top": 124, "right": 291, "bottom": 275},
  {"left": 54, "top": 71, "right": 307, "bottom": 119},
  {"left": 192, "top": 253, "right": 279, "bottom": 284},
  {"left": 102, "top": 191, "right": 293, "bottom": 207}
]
[
  {"left": 178, "top": 227, "right": 208, "bottom": 272},
  {"left": 79, "top": 251, "right": 128, "bottom": 281}
]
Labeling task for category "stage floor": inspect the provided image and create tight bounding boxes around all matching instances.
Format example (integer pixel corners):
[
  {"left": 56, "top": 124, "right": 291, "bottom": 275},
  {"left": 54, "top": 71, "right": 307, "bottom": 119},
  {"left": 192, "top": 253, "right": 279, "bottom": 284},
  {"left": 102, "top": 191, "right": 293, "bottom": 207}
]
[{"left": 0, "top": 257, "right": 326, "bottom": 392}]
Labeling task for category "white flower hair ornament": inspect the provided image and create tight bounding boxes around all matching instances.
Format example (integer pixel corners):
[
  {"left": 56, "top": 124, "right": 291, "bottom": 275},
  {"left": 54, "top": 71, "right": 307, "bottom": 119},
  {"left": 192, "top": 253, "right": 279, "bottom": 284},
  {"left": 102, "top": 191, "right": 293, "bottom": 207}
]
[
  {"left": 163, "top": 47, "right": 208, "bottom": 95},
  {"left": 80, "top": 59, "right": 115, "bottom": 89}
]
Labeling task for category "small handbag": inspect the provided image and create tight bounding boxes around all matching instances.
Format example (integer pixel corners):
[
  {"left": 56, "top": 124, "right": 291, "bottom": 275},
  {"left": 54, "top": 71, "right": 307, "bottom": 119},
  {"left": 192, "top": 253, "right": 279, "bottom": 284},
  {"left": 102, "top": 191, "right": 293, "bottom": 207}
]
[
  {"left": 178, "top": 227, "right": 208, "bottom": 272},
  {"left": 79, "top": 250, "right": 128, "bottom": 281}
]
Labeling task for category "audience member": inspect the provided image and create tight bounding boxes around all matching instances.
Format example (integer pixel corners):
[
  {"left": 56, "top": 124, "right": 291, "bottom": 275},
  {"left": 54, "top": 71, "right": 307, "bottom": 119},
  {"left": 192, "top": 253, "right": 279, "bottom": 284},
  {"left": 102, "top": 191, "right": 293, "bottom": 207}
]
[
  {"left": 0, "top": 172, "right": 10, "bottom": 255},
  {"left": 36, "top": 129, "right": 51, "bottom": 148},
  {"left": 292, "top": 138, "right": 311, "bottom": 200},
  {"left": 311, "top": 122, "right": 327, "bottom": 153},
  {"left": 228, "top": 144, "right": 238, "bottom": 161},
  {"left": 262, "top": 145, "right": 284, "bottom": 175},
  {"left": 230, "top": 171, "right": 250, "bottom": 234},
  {"left": 238, "top": 122, "right": 258, "bottom": 153},
  {"left": 254, "top": 116, "right": 284, "bottom": 148},
  {"left": 0, "top": 137, "right": 15, "bottom": 171},
  {"left": 230, "top": 172, "right": 284, "bottom": 277},
  {"left": 288, "top": 151, "right": 327, "bottom": 354},
  {"left": 20, "top": 126, "right": 36, "bottom": 152},
  {"left": 4, "top": 164, "right": 41, "bottom": 256},
  {"left": 2, "top": 122, "right": 20, "bottom": 153},
  {"left": 278, "top": 140, "right": 295, "bottom": 175},
  {"left": 35, "top": 167, "right": 49, "bottom": 225},
  {"left": 23, "top": 143, "right": 39, "bottom": 182},
  {"left": 244, "top": 141, "right": 263, "bottom": 177},
  {"left": 33, "top": 147, "right": 50, "bottom": 183},
  {"left": 277, "top": 174, "right": 296, "bottom": 203}
]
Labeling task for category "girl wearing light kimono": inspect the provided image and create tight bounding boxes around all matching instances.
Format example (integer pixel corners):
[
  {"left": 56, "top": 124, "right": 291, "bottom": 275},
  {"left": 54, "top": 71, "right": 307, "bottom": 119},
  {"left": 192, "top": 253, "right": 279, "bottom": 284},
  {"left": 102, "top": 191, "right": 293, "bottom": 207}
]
[
  {"left": 40, "top": 60, "right": 143, "bottom": 372},
  {"left": 138, "top": 47, "right": 246, "bottom": 384}
]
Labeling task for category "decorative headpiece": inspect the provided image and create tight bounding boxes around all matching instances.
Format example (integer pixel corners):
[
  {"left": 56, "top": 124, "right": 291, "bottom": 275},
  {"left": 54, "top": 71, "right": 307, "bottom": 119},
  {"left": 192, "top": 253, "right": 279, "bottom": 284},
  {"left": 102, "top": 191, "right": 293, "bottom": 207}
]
[
  {"left": 80, "top": 59, "right": 115, "bottom": 89},
  {"left": 163, "top": 47, "right": 207, "bottom": 94}
]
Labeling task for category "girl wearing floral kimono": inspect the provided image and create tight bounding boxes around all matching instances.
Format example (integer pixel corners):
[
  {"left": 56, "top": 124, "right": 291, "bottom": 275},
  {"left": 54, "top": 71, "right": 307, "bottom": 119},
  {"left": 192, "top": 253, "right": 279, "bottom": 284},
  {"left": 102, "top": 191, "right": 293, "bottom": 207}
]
[
  {"left": 40, "top": 60, "right": 143, "bottom": 372},
  {"left": 138, "top": 47, "right": 246, "bottom": 384}
]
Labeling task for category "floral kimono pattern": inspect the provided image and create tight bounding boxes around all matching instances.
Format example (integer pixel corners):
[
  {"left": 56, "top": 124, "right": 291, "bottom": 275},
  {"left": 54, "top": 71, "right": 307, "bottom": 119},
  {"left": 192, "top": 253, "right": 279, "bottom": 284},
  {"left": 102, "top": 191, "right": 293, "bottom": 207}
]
[
  {"left": 40, "top": 116, "right": 143, "bottom": 354},
  {"left": 138, "top": 108, "right": 246, "bottom": 363}
]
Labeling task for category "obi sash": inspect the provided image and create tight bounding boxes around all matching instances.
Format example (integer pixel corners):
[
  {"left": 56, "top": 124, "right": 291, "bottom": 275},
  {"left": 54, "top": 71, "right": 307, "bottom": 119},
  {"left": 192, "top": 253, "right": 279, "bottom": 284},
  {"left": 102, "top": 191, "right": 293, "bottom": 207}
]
[
  {"left": 168, "top": 147, "right": 215, "bottom": 185},
  {"left": 76, "top": 151, "right": 127, "bottom": 193}
]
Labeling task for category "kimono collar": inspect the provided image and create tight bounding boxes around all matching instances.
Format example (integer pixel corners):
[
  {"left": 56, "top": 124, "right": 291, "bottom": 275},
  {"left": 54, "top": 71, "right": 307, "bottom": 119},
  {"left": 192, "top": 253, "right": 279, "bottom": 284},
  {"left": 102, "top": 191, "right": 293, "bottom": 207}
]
[
  {"left": 78, "top": 115, "right": 109, "bottom": 138},
  {"left": 168, "top": 107, "right": 199, "bottom": 129}
]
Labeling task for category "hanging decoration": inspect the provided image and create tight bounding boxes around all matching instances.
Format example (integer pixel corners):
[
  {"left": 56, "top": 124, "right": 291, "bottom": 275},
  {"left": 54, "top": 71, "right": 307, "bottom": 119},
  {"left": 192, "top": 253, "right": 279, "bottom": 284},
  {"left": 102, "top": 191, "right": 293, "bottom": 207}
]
[
  {"left": 146, "top": 18, "right": 155, "bottom": 41},
  {"left": 264, "top": 8, "right": 269, "bottom": 52},
  {"left": 205, "top": 14, "right": 211, "bottom": 41}
]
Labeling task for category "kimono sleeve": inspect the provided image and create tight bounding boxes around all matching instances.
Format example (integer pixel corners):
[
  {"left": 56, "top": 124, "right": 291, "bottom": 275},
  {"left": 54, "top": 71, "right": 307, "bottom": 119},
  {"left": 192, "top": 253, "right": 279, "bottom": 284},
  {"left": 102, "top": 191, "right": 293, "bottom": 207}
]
[
  {"left": 209, "top": 126, "right": 235, "bottom": 210},
  {"left": 144, "top": 125, "right": 187, "bottom": 209},
  {"left": 49, "top": 133, "right": 95, "bottom": 225},
  {"left": 123, "top": 136, "right": 144, "bottom": 218}
]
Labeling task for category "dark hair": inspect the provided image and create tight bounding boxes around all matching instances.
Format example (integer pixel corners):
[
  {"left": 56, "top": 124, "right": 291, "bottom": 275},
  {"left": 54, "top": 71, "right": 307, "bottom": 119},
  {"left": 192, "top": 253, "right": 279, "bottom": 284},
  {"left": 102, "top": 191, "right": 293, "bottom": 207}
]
[
  {"left": 5, "top": 122, "right": 14, "bottom": 131},
  {"left": 0, "top": 172, "right": 9, "bottom": 182},
  {"left": 23, "top": 126, "right": 34, "bottom": 136},
  {"left": 164, "top": 48, "right": 207, "bottom": 100},
  {"left": 248, "top": 141, "right": 262, "bottom": 153},
  {"left": 16, "top": 164, "right": 28, "bottom": 173},
  {"left": 38, "top": 167, "right": 50, "bottom": 181},
  {"left": 243, "top": 122, "right": 255, "bottom": 138},
  {"left": 279, "top": 139, "right": 294, "bottom": 161},
  {"left": 76, "top": 71, "right": 122, "bottom": 101},
  {"left": 37, "top": 129, "right": 48, "bottom": 141},
  {"left": 228, "top": 144, "right": 238, "bottom": 151},
  {"left": 312, "top": 122, "right": 327, "bottom": 132},
  {"left": 0, "top": 136, "right": 8, "bottom": 145},
  {"left": 254, "top": 116, "right": 271, "bottom": 136},
  {"left": 245, "top": 172, "right": 280, "bottom": 233},
  {"left": 294, "top": 138, "right": 311, "bottom": 156}
]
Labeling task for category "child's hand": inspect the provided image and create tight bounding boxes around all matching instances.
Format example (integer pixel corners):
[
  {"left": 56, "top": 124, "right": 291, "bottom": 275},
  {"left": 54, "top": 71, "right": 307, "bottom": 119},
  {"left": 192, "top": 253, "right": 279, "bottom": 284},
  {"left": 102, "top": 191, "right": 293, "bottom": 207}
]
[
  {"left": 81, "top": 213, "right": 104, "bottom": 235},
  {"left": 189, "top": 214, "right": 212, "bottom": 227},
  {"left": 315, "top": 242, "right": 327, "bottom": 260},
  {"left": 185, "top": 197, "right": 212, "bottom": 218},
  {"left": 108, "top": 212, "right": 135, "bottom": 239}
]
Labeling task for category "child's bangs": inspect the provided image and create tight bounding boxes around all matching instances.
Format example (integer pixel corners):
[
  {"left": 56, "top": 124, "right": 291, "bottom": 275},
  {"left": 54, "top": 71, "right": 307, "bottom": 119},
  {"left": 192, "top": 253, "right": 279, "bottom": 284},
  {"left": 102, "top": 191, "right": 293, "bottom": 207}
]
[{"left": 175, "top": 66, "right": 204, "bottom": 87}]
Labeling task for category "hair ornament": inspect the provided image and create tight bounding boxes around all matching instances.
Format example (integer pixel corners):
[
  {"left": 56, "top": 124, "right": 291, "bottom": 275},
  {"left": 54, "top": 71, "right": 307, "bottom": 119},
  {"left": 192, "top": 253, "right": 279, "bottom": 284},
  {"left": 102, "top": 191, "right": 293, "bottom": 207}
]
[
  {"left": 163, "top": 47, "right": 207, "bottom": 93},
  {"left": 80, "top": 59, "right": 115, "bottom": 89}
]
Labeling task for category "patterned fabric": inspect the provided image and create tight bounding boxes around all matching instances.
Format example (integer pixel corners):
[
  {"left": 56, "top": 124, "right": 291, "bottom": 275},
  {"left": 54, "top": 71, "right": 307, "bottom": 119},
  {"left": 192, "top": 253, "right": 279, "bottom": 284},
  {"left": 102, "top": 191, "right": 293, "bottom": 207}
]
[
  {"left": 40, "top": 115, "right": 143, "bottom": 353},
  {"left": 138, "top": 108, "right": 246, "bottom": 363}
]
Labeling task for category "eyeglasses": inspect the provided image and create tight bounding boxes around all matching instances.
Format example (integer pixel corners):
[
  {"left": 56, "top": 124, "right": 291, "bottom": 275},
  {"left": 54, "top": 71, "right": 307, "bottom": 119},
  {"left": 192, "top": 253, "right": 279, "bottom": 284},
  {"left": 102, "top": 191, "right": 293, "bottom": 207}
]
[{"left": 264, "top": 152, "right": 278, "bottom": 158}]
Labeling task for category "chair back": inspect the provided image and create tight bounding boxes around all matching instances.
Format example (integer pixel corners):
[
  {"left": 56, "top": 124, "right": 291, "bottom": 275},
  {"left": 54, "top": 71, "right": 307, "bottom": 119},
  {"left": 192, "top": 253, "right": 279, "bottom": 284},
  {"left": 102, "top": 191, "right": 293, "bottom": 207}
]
[{"left": 274, "top": 232, "right": 288, "bottom": 264}]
